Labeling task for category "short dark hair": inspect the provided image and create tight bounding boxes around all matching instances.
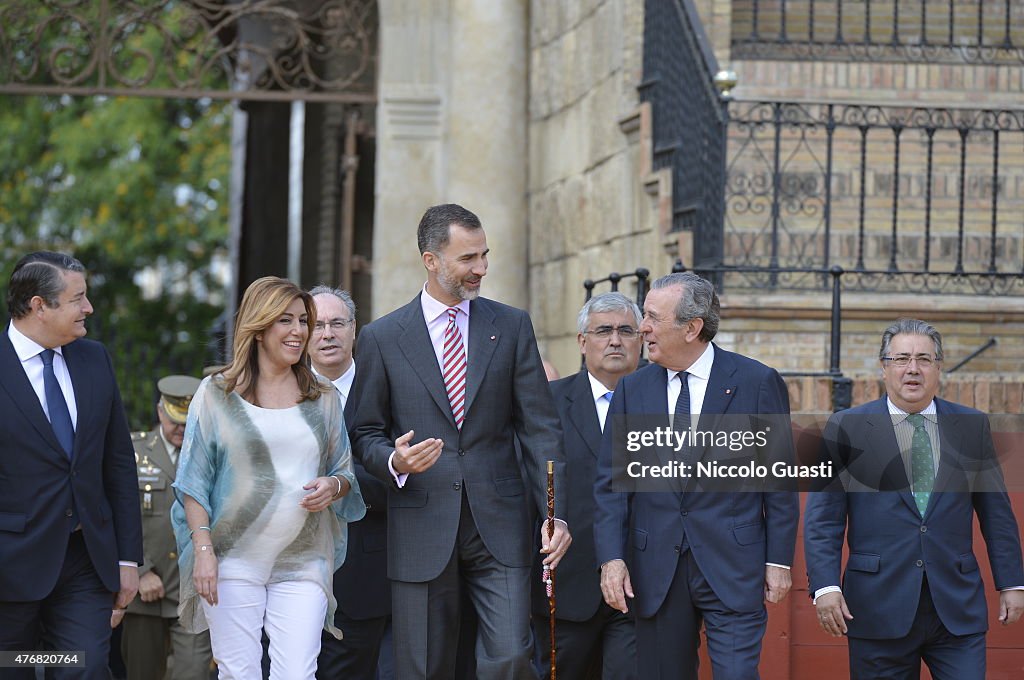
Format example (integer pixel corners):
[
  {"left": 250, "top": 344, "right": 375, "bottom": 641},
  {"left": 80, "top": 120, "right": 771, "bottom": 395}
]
[
  {"left": 879, "top": 318, "right": 944, "bottom": 362},
  {"left": 650, "top": 272, "right": 720, "bottom": 342},
  {"left": 6, "top": 251, "right": 86, "bottom": 320},
  {"left": 417, "top": 203, "right": 482, "bottom": 255}
]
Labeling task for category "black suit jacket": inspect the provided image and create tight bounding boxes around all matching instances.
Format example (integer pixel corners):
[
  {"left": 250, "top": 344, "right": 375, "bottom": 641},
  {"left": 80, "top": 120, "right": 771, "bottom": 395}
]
[
  {"left": 0, "top": 326, "right": 142, "bottom": 600},
  {"left": 532, "top": 370, "right": 605, "bottom": 621},
  {"left": 333, "top": 386, "right": 390, "bottom": 620}
]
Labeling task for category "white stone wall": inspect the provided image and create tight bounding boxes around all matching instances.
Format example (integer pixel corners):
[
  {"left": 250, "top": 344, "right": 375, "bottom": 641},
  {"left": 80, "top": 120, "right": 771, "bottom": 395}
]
[{"left": 527, "top": 0, "right": 671, "bottom": 377}]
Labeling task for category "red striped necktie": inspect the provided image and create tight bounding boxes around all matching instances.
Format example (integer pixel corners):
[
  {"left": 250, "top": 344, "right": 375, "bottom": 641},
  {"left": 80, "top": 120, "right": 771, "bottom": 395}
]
[{"left": 443, "top": 307, "right": 468, "bottom": 429}]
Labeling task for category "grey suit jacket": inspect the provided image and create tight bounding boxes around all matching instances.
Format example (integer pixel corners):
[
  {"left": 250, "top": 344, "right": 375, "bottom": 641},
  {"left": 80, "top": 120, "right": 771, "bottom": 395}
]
[{"left": 349, "top": 294, "right": 565, "bottom": 583}]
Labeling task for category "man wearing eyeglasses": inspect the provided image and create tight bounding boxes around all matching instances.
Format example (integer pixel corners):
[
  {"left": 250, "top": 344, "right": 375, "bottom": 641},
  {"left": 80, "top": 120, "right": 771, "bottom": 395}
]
[
  {"left": 531, "top": 292, "right": 642, "bottom": 679},
  {"left": 309, "top": 285, "right": 392, "bottom": 680},
  {"left": 805, "top": 318, "right": 1024, "bottom": 680},
  {"left": 594, "top": 272, "right": 798, "bottom": 679}
]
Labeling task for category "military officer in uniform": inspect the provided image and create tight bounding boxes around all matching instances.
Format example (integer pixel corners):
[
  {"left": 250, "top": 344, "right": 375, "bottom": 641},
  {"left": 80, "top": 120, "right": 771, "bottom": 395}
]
[{"left": 122, "top": 375, "right": 213, "bottom": 680}]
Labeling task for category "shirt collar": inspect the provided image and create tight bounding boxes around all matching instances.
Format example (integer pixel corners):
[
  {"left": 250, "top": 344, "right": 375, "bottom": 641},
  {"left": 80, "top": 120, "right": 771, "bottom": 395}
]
[
  {"left": 886, "top": 396, "right": 938, "bottom": 425},
  {"left": 334, "top": 362, "right": 355, "bottom": 398},
  {"left": 667, "top": 343, "right": 715, "bottom": 384},
  {"left": 587, "top": 372, "right": 613, "bottom": 402},
  {"left": 7, "top": 321, "right": 60, "bottom": 363},
  {"left": 420, "top": 282, "right": 470, "bottom": 324}
]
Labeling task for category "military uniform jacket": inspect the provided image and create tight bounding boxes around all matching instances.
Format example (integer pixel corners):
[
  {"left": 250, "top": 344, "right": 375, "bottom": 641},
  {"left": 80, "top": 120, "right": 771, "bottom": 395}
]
[{"left": 127, "top": 428, "right": 180, "bottom": 618}]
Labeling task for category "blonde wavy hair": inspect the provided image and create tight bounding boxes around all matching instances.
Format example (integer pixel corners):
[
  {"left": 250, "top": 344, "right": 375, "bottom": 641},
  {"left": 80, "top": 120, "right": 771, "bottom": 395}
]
[{"left": 218, "top": 276, "right": 327, "bottom": 404}]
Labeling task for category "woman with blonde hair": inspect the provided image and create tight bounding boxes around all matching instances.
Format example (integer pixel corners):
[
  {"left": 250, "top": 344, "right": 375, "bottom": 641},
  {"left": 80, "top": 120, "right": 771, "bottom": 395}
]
[{"left": 171, "top": 276, "right": 365, "bottom": 679}]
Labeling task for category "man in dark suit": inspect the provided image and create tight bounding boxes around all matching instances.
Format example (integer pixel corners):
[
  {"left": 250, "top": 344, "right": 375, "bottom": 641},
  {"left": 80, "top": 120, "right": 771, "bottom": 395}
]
[
  {"left": 594, "top": 271, "right": 799, "bottom": 679},
  {"left": 309, "top": 285, "right": 393, "bottom": 680},
  {"left": 532, "top": 292, "right": 642, "bottom": 679},
  {"left": 804, "top": 318, "right": 1024, "bottom": 679},
  {"left": 349, "top": 203, "right": 571, "bottom": 679},
  {"left": 122, "top": 375, "right": 212, "bottom": 680},
  {"left": 0, "top": 251, "right": 142, "bottom": 678}
]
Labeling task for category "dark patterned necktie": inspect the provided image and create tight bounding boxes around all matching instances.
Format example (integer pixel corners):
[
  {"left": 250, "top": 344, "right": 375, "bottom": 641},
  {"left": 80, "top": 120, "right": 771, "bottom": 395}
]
[{"left": 40, "top": 349, "right": 75, "bottom": 458}]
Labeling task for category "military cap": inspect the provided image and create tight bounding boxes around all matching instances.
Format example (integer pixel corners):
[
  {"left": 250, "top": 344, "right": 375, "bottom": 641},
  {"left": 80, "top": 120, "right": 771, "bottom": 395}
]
[{"left": 157, "top": 374, "right": 202, "bottom": 424}]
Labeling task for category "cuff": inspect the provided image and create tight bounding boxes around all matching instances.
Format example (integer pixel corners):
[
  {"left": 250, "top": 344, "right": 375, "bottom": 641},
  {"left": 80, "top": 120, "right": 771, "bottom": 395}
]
[
  {"left": 1000, "top": 586, "right": 1024, "bottom": 591},
  {"left": 812, "top": 585, "right": 842, "bottom": 604},
  {"left": 766, "top": 563, "right": 791, "bottom": 570},
  {"left": 387, "top": 451, "right": 409, "bottom": 488},
  {"left": 118, "top": 561, "right": 139, "bottom": 568}
]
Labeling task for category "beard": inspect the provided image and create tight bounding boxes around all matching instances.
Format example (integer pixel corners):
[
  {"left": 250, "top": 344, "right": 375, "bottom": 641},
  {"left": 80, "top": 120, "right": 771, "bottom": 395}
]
[{"left": 437, "top": 260, "right": 481, "bottom": 301}]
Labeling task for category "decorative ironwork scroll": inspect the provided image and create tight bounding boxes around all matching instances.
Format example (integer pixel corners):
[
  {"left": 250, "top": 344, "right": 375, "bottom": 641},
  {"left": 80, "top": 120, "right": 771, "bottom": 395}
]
[
  {"left": 722, "top": 100, "right": 1024, "bottom": 293},
  {"left": 0, "top": 0, "right": 377, "bottom": 101}
]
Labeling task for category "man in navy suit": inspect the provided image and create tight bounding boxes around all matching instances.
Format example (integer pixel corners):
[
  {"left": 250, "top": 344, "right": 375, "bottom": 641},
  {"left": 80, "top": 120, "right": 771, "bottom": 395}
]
[
  {"left": 594, "top": 271, "right": 798, "bottom": 679},
  {"left": 532, "top": 292, "right": 642, "bottom": 679},
  {"left": 309, "top": 285, "right": 392, "bottom": 680},
  {"left": 0, "top": 251, "right": 142, "bottom": 678},
  {"left": 804, "top": 318, "right": 1024, "bottom": 679}
]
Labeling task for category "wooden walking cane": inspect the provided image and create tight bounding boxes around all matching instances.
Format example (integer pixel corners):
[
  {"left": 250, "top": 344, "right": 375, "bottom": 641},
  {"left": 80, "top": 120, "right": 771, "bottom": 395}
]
[{"left": 544, "top": 460, "right": 557, "bottom": 679}]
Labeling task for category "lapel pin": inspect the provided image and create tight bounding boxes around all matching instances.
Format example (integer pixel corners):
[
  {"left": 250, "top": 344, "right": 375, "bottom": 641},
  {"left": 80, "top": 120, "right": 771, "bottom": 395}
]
[
  {"left": 490, "top": 335, "right": 496, "bottom": 341},
  {"left": 725, "top": 388, "right": 732, "bottom": 395}
]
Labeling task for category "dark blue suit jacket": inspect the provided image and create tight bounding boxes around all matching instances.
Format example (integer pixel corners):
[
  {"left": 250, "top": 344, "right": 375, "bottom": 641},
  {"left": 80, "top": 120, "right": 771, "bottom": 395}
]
[
  {"left": 334, "top": 391, "right": 390, "bottom": 620},
  {"left": 594, "top": 345, "right": 799, "bottom": 618},
  {"left": 803, "top": 397, "right": 1024, "bottom": 639},
  {"left": 532, "top": 370, "right": 605, "bottom": 621},
  {"left": 0, "top": 326, "right": 142, "bottom": 600}
]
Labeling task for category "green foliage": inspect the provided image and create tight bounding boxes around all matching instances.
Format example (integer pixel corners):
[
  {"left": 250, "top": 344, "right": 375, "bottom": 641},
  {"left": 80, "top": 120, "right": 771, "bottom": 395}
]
[{"left": 0, "top": 93, "right": 231, "bottom": 429}]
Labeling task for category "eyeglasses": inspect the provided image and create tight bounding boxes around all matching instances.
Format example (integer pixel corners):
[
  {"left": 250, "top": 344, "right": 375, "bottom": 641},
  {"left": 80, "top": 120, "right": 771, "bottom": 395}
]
[
  {"left": 584, "top": 325, "right": 639, "bottom": 339},
  {"left": 882, "top": 355, "right": 937, "bottom": 368},
  {"left": 313, "top": 319, "right": 353, "bottom": 333}
]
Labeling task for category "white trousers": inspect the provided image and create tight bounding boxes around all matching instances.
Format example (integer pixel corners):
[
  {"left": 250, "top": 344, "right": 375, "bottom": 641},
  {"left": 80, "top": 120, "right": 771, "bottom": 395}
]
[{"left": 202, "top": 578, "right": 327, "bottom": 680}]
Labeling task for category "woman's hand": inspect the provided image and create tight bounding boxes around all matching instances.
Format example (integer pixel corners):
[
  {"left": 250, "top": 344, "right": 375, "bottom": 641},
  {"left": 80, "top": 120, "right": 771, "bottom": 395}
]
[
  {"left": 301, "top": 476, "right": 350, "bottom": 512},
  {"left": 193, "top": 546, "right": 218, "bottom": 606}
]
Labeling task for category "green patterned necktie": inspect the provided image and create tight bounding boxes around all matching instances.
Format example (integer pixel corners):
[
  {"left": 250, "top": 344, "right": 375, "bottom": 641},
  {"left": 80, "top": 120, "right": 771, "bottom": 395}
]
[{"left": 907, "top": 413, "right": 934, "bottom": 516}]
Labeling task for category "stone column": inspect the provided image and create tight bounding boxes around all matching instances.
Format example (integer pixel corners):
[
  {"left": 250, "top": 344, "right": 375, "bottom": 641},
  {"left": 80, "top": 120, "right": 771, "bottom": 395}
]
[{"left": 373, "top": 0, "right": 529, "bottom": 316}]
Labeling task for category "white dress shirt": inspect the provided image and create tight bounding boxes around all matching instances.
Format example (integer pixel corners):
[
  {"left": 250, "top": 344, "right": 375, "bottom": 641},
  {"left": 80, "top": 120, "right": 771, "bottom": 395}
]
[{"left": 7, "top": 322, "right": 79, "bottom": 428}]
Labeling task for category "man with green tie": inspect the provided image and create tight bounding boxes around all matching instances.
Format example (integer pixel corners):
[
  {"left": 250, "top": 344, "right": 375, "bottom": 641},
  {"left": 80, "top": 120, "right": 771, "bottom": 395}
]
[{"left": 804, "top": 318, "right": 1024, "bottom": 680}]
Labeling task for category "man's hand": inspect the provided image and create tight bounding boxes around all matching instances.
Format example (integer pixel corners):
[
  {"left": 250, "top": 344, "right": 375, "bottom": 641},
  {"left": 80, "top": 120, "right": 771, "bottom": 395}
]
[
  {"left": 114, "top": 565, "right": 139, "bottom": 610},
  {"left": 999, "top": 589, "right": 1024, "bottom": 625},
  {"left": 138, "top": 570, "right": 165, "bottom": 603},
  {"left": 392, "top": 430, "right": 443, "bottom": 475},
  {"left": 600, "top": 559, "right": 634, "bottom": 614},
  {"left": 764, "top": 565, "right": 792, "bottom": 604},
  {"left": 815, "top": 591, "right": 853, "bottom": 637},
  {"left": 540, "top": 520, "right": 572, "bottom": 569}
]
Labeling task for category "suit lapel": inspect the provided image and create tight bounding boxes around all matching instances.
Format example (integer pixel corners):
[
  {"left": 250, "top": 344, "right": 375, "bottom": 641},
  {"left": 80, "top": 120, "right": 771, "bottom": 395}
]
[
  {"left": 926, "top": 399, "right": 962, "bottom": 519},
  {"left": 464, "top": 299, "right": 498, "bottom": 419},
  {"left": 692, "top": 347, "right": 739, "bottom": 463},
  {"left": 146, "top": 432, "right": 177, "bottom": 485},
  {"left": 62, "top": 340, "right": 91, "bottom": 460},
  {"left": 566, "top": 372, "right": 601, "bottom": 458},
  {"left": 396, "top": 297, "right": 456, "bottom": 428},
  {"left": 0, "top": 329, "right": 68, "bottom": 459},
  {"left": 861, "top": 403, "right": 918, "bottom": 515}
]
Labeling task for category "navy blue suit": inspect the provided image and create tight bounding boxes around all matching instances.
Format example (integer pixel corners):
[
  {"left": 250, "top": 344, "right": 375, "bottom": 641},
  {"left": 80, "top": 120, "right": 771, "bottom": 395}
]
[
  {"left": 0, "top": 326, "right": 142, "bottom": 677},
  {"left": 318, "top": 392, "right": 391, "bottom": 679},
  {"left": 531, "top": 371, "right": 636, "bottom": 679},
  {"left": 804, "top": 397, "right": 1024, "bottom": 677},
  {"left": 594, "top": 346, "right": 798, "bottom": 678}
]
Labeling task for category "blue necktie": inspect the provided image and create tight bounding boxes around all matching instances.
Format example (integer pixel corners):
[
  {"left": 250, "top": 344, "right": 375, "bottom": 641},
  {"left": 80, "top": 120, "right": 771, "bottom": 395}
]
[
  {"left": 40, "top": 349, "right": 75, "bottom": 458},
  {"left": 673, "top": 372, "right": 692, "bottom": 462}
]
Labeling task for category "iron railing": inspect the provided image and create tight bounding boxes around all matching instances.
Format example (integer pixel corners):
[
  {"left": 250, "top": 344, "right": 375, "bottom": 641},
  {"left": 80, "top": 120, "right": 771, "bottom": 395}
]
[
  {"left": 0, "top": 0, "right": 378, "bottom": 102},
  {"left": 731, "top": 0, "right": 1024, "bottom": 64},
  {"left": 722, "top": 101, "right": 1024, "bottom": 293},
  {"left": 640, "top": 0, "right": 727, "bottom": 268}
]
